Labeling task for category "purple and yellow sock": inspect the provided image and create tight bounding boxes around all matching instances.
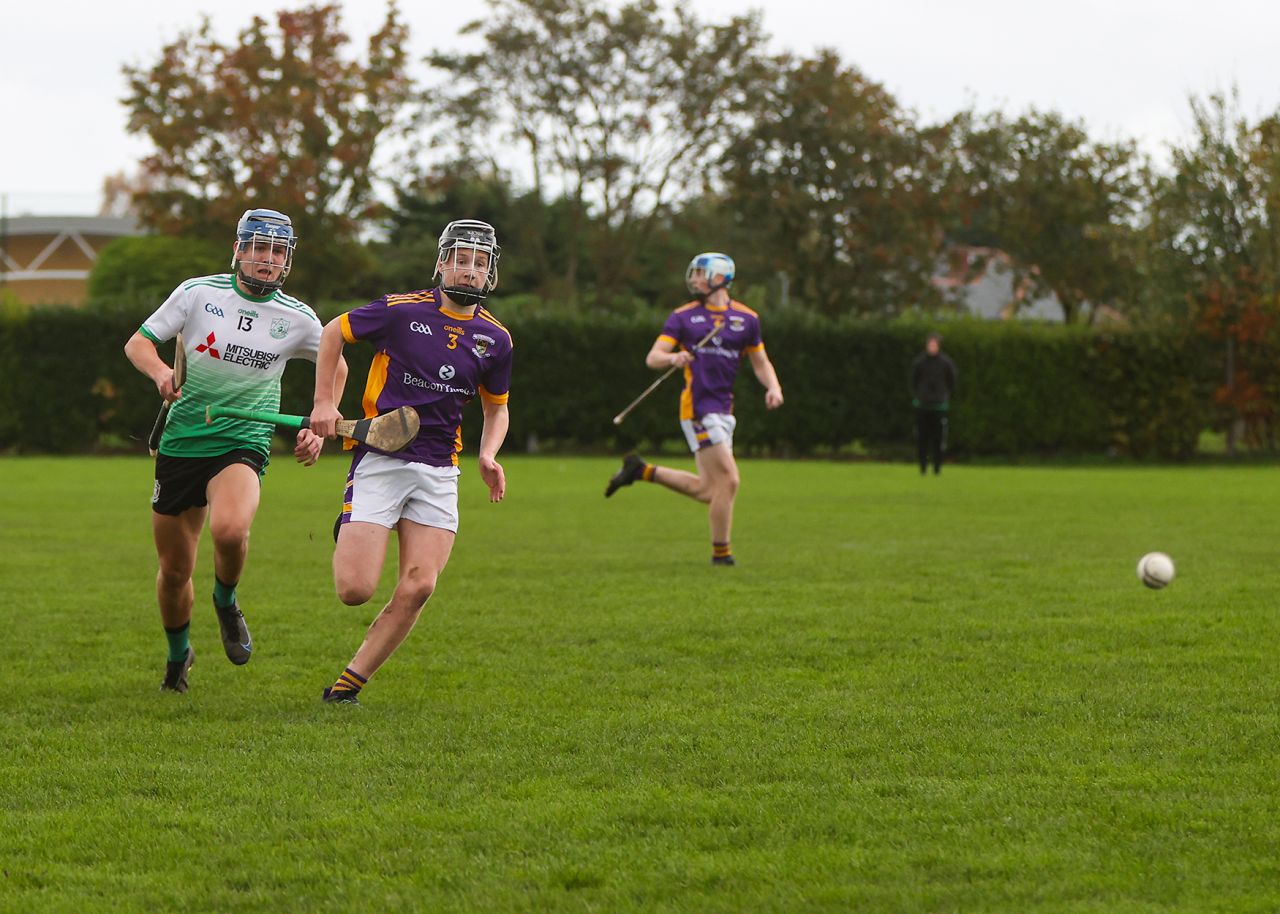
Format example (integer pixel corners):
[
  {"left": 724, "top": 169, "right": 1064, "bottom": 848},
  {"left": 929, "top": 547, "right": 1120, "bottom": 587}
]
[
  {"left": 641, "top": 463, "right": 656, "bottom": 482},
  {"left": 712, "top": 541, "right": 733, "bottom": 560},
  {"left": 329, "top": 667, "right": 368, "bottom": 696}
]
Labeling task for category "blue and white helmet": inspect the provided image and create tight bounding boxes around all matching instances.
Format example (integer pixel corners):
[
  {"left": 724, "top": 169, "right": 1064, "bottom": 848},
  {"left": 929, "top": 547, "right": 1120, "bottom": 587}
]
[
  {"left": 231, "top": 208, "right": 297, "bottom": 295},
  {"left": 685, "top": 252, "right": 735, "bottom": 296}
]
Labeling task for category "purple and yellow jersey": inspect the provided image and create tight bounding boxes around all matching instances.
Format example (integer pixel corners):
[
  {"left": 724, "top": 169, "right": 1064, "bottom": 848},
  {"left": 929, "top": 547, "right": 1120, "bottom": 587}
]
[
  {"left": 657, "top": 299, "right": 764, "bottom": 420},
  {"left": 339, "top": 288, "right": 513, "bottom": 467}
]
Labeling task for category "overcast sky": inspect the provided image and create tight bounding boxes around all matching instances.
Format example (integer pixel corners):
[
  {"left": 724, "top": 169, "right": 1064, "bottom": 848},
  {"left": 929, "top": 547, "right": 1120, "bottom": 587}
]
[{"left": 4, "top": 0, "right": 1278, "bottom": 214}]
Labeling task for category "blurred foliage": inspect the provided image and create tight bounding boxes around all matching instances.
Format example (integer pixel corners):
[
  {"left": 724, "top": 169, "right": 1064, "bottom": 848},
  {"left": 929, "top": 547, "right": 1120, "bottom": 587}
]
[
  {"left": 949, "top": 109, "right": 1147, "bottom": 324},
  {"left": 120, "top": 2, "right": 412, "bottom": 301},
  {"left": 91, "top": 0, "right": 1280, "bottom": 454},
  {"left": 4, "top": 308, "right": 1215, "bottom": 460},
  {"left": 422, "top": 0, "right": 776, "bottom": 309},
  {"left": 1153, "top": 90, "right": 1280, "bottom": 452},
  {"left": 87, "top": 235, "right": 227, "bottom": 313},
  {"left": 722, "top": 51, "right": 955, "bottom": 317}
]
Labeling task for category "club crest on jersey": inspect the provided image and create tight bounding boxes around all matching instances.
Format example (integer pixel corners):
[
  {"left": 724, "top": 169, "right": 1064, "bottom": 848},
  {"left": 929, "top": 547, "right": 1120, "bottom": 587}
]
[
  {"left": 269, "top": 317, "right": 291, "bottom": 339},
  {"left": 472, "top": 333, "right": 495, "bottom": 358},
  {"left": 439, "top": 365, "right": 456, "bottom": 380},
  {"left": 729, "top": 316, "right": 746, "bottom": 333}
]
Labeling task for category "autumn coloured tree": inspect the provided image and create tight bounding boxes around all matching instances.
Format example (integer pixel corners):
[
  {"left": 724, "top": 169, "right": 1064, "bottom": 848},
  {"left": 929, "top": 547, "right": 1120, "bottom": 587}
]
[
  {"left": 1154, "top": 91, "right": 1280, "bottom": 451},
  {"left": 121, "top": 3, "right": 412, "bottom": 298}
]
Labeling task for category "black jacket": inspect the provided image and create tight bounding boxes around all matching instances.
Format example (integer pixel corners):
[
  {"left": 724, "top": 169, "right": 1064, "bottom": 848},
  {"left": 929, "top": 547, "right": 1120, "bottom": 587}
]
[{"left": 910, "top": 351, "right": 958, "bottom": 408}]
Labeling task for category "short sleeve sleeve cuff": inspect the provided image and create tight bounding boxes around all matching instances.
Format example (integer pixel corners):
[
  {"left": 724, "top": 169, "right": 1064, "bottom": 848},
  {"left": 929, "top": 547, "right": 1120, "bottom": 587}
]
[
  {"left": 479, "top": 386, "right": 509, "bottom": 405},
  {"left": 339, "top": 312, "right": 358, "bottom": 344}
]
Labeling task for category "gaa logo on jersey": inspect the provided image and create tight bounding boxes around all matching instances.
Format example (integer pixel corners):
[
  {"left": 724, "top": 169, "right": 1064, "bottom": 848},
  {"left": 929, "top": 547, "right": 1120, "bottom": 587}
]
[
  {"left": 439, "top": 365, "right": 456, "bottom": 380},
  {"left": 269, "top": 318, "right": 291, "bottom": 340}
]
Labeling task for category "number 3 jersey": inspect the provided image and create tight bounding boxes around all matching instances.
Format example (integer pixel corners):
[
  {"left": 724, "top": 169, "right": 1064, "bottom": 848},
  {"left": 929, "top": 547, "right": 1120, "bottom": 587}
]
[
  {"left": 339, "top": 288, "right": 513, "bottom": 467},
  {"left": 139, "top": 274, "right": 322, "bottom": 459}
]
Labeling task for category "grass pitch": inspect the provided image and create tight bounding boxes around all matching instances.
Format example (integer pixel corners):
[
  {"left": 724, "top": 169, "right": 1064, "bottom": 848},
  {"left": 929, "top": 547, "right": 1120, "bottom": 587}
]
[{"left": 2, "top": 455, "right": 1278, "bottom": 913}]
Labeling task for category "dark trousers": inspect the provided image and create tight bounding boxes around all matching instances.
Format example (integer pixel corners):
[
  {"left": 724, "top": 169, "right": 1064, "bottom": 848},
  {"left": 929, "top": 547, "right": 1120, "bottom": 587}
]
[{"left": 915, "top": 408, "right": 948, "bottom": 474}]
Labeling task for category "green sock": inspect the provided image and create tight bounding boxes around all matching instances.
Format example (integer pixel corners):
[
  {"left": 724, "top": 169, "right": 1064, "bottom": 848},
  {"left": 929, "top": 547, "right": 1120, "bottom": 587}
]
[
  {"left": 213, "top": 576, "right": 237, "bottom": 610},
  {"left": 164, "top": 622, "right": 190, "bottom": 663}
]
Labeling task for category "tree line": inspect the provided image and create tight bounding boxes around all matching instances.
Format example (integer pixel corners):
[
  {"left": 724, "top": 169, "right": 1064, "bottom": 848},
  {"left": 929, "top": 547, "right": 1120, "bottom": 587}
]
[{"left": 96, "top": 0, "right": 1280, "bottom": 451}]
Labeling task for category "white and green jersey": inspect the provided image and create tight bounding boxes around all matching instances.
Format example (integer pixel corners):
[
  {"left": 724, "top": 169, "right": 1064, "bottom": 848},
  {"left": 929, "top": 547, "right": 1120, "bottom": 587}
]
[{"left": 140, "top": 274, "right": 322, "bottom": 459}]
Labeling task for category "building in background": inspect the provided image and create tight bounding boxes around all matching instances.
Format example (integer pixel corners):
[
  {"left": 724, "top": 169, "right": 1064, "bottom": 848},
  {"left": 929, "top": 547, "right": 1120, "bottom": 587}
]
[
  {"left": 933, "top": 245, "right": 1066, "bottom": 321},
  {"left": 0, "top": 215, "right": 141, "bottom": 306}
]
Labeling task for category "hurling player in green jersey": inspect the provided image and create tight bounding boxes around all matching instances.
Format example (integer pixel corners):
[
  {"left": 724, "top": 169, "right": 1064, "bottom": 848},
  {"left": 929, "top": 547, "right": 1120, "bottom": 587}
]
[{"left": 124, "top": 208, "right": 347, "bottom": 693}]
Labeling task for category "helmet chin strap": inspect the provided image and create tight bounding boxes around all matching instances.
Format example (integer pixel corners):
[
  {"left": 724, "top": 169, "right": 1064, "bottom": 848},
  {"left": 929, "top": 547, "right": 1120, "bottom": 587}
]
[
  {"left": 441, "top": 285, "right": 487, "bottom": 308},
  {"left": 693, "top": 279, "right": 730, "bottom": 303},
  {"left": 238, "top": 267, "right": 279, "bottom": 296}
]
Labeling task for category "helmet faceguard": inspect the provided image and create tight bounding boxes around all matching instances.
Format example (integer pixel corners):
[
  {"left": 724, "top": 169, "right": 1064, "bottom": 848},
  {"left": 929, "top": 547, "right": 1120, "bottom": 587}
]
[
  {"left": 685, "top": 252, "right": 736, "bottom": 301},
  {"left": 231, "top": 208, "right": 297, "bottom": 296},
  {"left": 434, "top": 219, "right": 501, "bottom": 308}
]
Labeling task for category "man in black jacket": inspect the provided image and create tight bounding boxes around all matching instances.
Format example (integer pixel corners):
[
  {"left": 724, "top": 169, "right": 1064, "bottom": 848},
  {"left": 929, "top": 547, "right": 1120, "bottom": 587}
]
[{"left": 910, "top": 332, "right": 958, "bottom": 475}]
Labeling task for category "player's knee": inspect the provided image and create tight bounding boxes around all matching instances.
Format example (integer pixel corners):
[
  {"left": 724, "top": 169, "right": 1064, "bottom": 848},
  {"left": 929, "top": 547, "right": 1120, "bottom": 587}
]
[
  {"left": 707, "top": 476, "right": 738, "bottom": 501},
  {"left": 397, "top": 567, "right": 437, "bottom": 608},
  {"left": 208, "top": 519, "right": 249, "bottom": 552},
  {"left": 334, "top": 573, "right": 377, "bottom": 606},
  {"left": 157, "top": 561, "right": 193, "bottom": 589},
  {"left": 336, "top": 586, "right": 373, "bottom": 606}
]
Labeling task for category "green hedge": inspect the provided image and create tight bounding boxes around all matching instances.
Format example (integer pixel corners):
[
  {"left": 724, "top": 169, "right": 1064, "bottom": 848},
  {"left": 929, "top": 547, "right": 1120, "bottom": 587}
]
[{"left": 1, "top": 308, "right": 1217, "bottom": 459}]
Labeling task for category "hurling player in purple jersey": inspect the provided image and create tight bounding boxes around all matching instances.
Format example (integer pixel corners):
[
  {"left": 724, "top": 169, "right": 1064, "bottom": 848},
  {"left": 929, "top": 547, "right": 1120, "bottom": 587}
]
[
  {"left": 308, "top": 220, "right": 512, "bottom": 704},
  {"left": 605, "top": 252, "right": 783, "bottom": 566}
]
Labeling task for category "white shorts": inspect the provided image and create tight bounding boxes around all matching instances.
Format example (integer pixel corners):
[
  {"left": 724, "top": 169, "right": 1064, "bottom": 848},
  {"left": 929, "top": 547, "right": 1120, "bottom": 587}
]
[
  {"left": 680, "top": 413, "right": 737, "bottom": 453},
  {"left": 342, "top": 452, "right": 461, "bottom": 533}
]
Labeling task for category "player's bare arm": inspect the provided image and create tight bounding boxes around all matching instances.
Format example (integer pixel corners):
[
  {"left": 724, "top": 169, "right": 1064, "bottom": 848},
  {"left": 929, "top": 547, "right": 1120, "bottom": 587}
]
[
  {"left": 309, "top": 318, "right": 348, "bottom": 438},
  {"left": 748, "top": 348, "right": 784, "bottom": 409},
  {"left": 294, "top": 354, "right": 347, "bottom": 465},
  {"left": 478, "top": 400, "right": 510, "bottom": 503},
  {"left": 125, "top": 332, "right": 181, "bottom": 402},
  {"left": 646, "top": 338, "right": 693, "bottom": 370}
]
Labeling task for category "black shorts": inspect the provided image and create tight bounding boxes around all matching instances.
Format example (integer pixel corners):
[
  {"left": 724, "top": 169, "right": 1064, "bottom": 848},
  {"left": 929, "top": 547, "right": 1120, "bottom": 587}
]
[{"left": 152, "top": 449, "right": 266, "bottom": 516}]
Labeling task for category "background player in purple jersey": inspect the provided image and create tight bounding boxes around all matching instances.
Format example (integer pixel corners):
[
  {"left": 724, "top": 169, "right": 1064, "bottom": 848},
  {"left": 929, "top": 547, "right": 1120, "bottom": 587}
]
[
  {"left": 308, "top": 220, "right": 512, "bottom": 704},
  {"left": 605, "top": 252, "right": 783, "bottom": 566}
]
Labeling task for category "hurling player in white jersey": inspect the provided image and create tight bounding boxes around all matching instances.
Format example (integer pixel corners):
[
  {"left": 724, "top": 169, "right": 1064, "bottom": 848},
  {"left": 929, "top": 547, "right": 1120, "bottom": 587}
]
[{"left": 124, "top": 208, "right": 348, "bottom": 694}]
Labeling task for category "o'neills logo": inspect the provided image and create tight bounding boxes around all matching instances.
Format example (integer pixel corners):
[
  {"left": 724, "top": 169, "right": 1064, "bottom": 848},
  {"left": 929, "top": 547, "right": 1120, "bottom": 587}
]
[{"left": 403, "top": 372, "right": 475, "bottom": 396}]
